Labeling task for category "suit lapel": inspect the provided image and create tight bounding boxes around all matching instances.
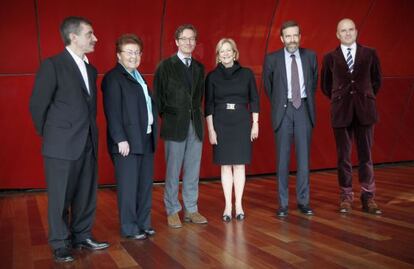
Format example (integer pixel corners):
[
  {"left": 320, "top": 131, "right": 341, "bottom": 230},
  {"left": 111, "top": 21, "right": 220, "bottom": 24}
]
[
  {"left": 63, "top": 50, "right": 90, "bottom": 97},
  {"left": 172, "top": 55, "right": 191, "bottom": 96},
  {"left": 86, "top": 63, "right": 95, "bottom": 98},
  {"left": 278, "top": 51, "right": 288, "bottom": 94},
  {"left": 353, "top": 44, "right": 363, "bottom": 74},
  {"left": 191, "top": 61, "right": 200, "bottom": 96},
  {"left": 331, "top": 46, "right": 348, "bottom": 75},
  {"left": 299, "top": 49, "right": 309, "bottom": 93}
]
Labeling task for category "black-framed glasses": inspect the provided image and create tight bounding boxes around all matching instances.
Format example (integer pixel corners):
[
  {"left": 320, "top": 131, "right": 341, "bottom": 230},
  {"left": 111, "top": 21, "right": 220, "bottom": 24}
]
[
  {"left": 121, "top": 50, "right": 142, "bottom": 57},
  {"left": 178, "top": 37, "right": 196, "bottom": 43}
]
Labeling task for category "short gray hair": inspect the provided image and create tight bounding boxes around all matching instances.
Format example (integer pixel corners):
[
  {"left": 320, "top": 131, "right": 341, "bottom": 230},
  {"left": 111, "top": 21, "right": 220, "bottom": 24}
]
[{"left": 60, "top": 16, "right": 92, "bottom": 45}]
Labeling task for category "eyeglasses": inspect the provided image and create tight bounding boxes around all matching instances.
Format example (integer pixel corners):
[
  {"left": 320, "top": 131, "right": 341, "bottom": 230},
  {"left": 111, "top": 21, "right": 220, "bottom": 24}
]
[
  {"left": 121, "top": 50, "right": 142, "bottom": 57},
  {"left": 178, "top": 37, "right": 196, "bottom": 43}
]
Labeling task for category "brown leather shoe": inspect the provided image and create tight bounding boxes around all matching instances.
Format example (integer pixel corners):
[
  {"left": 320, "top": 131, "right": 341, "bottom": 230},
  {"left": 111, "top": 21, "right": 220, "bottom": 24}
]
[
  {"left": 339, "top": 200, "right": 352, "bottom": 213},
  {"left": 167, "top": 213, "right": 182, "bottom": 228},
  {"left": 362, "top": 199, "right": 382, "bottom": 215},
  {"left": 184, "top": 211, "right": 208, "bottom": 224}
]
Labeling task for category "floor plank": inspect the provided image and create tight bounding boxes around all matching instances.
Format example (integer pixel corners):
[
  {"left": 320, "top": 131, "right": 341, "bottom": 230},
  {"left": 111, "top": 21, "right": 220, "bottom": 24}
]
[{"left": 1, "top": 163, "right": 414, "bottom": 268}]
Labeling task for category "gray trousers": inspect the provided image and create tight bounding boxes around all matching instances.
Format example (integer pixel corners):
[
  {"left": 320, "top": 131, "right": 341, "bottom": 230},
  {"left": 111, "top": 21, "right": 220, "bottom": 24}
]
[
  {"left": 275, "top": 101, "right": 312, "bottom": 208},
  {"left": 164, "top": 122, "right": 202, "bottom": 215}
]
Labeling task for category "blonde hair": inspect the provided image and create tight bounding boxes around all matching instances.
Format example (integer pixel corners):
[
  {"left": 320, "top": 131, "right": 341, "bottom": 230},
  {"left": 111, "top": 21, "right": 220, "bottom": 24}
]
[{"left": 215, "top": 38, "right": 239, "bottom": 64}]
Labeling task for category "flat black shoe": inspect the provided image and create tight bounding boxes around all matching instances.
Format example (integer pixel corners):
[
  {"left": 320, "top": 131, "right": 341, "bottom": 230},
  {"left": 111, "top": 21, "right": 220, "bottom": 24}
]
[
  {"left": 236, "top": 213, "right": 245, "bottom": 221},
  {"left": 53, "top": 247, "right": 74, "bottom": 263},
  {"left": 276, "top": 207, "right": 288, "bottom": 218},
  {"left": 126, "top": 233, "right": 147, "bottom": 240},
  {"left": 298, "top": 204, "right": 314, "bottom": 215},
  {"left": 144, "top": 228, "right": 156, "bottom": 236},
  {"left": 222, "top": 215, "right": 232, "bottom": 222},
  {"left": 74, "top": 238, "right": 110, "bottom": 250}
]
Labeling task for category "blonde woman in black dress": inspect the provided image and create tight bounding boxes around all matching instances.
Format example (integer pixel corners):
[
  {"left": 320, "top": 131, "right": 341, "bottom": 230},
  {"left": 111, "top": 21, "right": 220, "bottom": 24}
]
[{"left": 205, "top": 38, "right": 259, "bottom": 222}]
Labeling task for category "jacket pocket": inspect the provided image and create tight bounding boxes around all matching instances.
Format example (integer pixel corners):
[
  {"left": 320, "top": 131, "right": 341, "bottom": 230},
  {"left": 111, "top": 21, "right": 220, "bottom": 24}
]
[{"left": 45, "top": 118, "right": 72, "bottom": 129}]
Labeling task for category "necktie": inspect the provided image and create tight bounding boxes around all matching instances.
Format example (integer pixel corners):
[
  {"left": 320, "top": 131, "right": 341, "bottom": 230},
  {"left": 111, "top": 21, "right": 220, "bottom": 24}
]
[
  {"left": 290, "top": 54, "right": 301, "bottom": 109},
  {"left": 184, "top": 57, "right": 191, "bottom": 67},
  {"left": 346, "top": 48, "right": 354, "bottom": 73}
]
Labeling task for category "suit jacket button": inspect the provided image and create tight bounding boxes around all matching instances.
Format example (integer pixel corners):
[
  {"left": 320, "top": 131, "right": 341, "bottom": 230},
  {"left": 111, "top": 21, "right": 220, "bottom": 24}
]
[
  {"left": 284, "top": 104, "right": 287, "bottom": 108},
  {"left": 351, "top": 80, "right": 355, "bottom": 83}
]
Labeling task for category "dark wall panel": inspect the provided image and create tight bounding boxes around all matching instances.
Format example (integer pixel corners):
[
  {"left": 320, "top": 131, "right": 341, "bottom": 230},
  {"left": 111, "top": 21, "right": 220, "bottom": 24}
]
[
  {"left": 162, "top": 0, "right": 275, "bottom": 74},
  {"left": 360, "top": 0, "right": 414, "bottom": 76},
  {"left": 265, "top": 0, "right": 374, "bottom": 57},
  {"left": 37, "top": 0, "right": 164, "bottom": 74},
  {"left": 0, "top": 76, "right": 44, "bottom": 188},
  {"left": 0, "top": 1, "right": 39, "bottom": 73},
  {"left": 0, "top": 0, "right": 413, "bottom": 189}
]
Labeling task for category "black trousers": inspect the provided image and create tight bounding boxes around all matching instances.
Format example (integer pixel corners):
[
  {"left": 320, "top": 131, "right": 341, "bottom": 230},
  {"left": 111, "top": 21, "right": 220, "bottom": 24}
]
[
  {"left": 112, "top": 134, "right": 154, "bottom": 237},
  {"left": 44, "top": 134, "right": 97, "bottom": 250}
]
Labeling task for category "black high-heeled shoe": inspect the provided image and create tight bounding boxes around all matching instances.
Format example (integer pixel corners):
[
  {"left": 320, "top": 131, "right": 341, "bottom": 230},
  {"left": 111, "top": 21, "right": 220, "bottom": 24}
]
[
  {"left": 222, "top": 215, "right": 232, "bottom": 222},
  {"left": 236, "top": 213, "right": 245, "bottom": 221}
]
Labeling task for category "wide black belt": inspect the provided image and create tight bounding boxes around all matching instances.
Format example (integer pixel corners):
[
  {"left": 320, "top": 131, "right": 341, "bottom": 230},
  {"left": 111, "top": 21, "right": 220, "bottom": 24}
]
[{"left": 215, "top": 103, "right": 247, "bottom": 110}]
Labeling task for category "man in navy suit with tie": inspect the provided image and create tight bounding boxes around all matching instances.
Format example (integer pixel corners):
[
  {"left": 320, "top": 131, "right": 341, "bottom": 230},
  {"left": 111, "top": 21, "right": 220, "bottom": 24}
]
[
  {"left": 263, "top": 21, "right": 318, "bottom": 218},
  {"left": 30, "top": 16, "right": 109, "bottom": 262},
  {"left": 321, "top": 18, "right": 382, "bottom": 215}
]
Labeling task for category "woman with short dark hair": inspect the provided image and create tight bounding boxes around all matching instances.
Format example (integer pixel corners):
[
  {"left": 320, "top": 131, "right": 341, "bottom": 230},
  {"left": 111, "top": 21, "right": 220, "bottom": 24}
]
[{"left": 102, "top": 34, "right": 157, "bottom": 239}]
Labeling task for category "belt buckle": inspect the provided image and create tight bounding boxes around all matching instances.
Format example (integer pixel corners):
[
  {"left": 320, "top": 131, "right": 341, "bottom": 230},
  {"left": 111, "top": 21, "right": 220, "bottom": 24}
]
[{"left": 226, "top": 103, "right": 235, "bottom": 110}]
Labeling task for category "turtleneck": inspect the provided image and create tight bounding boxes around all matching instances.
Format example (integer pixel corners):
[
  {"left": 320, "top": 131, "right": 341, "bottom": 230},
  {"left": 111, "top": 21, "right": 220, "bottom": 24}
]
[{"left": 218, "top": 61, "right": 241, "bottom": 79}]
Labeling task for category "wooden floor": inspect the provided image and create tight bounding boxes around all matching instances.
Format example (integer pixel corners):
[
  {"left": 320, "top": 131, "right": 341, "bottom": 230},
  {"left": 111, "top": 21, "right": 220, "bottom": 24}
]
[{"left": 1, "top": 163, "right": 414, "bottom": 269}]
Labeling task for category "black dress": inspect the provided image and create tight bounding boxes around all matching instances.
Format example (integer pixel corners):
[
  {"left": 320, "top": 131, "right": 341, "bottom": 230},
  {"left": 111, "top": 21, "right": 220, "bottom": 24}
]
[{"left": 205, "top": 62, "right": 259, "bottom": 165}]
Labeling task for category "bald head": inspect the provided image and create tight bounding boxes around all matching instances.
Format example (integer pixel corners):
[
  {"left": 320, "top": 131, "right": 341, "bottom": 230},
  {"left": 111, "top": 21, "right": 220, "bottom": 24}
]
[{"left": 336, "top": 18, "right": 358, "bottom": 46}]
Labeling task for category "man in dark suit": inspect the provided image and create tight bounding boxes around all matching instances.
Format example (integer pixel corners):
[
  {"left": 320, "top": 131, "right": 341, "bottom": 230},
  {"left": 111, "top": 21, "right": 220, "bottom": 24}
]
[
  {"left": 29, "top": 16, "right": 109, "bottom": 262},
  {"left": 154, "top": 24, "right": 207, "bottom": 228},
  {"left": 263, "top": 20, "right": 318, "bottom": 218},
  {"left": 321, "top": 18, "right": 382, "bottom": 215}
]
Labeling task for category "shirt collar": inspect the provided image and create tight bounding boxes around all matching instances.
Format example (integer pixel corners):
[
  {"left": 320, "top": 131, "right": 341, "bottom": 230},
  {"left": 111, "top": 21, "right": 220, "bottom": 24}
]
[
  {"left": 66, "top": 46, "right": 89, "bottom": 64},
  {"left": 177, "top": 50, "right": 191, "bottom": 61},
  {"left": 284, "top": 47, "right": 300, "bottom": 59},
  {"left": 341, "top": 42, "right": 357, "bottom": 52}
]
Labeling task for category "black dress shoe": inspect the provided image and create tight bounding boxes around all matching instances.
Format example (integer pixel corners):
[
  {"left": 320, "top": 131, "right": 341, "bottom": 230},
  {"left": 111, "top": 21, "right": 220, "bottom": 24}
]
[
  {"left": 222, "top": 215, "right": 232, "bottom": 222},
  {"left": 298, "top": 204, "right": 314, "bottom": 215},
  {"left": 236, "top": 213, "right": 245, "bottom": 221},
  {"left": 74, "top": 238, "right": 110, "bottom": 250},
  {"left": 143, "top": 228, "right": 156, "bottom": 236},
  {"left": 126, "top": 233, "right": 147, "bottom": 240},
  {"left": 276, "top": 207, "right": 288, "bottom": 217},
  {"left": 53, "top": 247, "right": 74, "bottom": 263}
]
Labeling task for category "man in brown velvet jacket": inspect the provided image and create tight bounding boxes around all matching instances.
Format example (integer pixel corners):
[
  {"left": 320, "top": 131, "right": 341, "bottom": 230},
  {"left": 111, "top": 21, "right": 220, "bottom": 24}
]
[{"left": 321, "top": 18, "right": 382, "bottom": 215}]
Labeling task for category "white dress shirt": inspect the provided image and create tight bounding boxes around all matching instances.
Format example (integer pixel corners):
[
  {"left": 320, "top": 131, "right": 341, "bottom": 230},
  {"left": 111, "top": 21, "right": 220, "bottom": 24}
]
[
  {"left": 340, "top": 42, "right": 357, "bottom": 62},
  {"left": 66, "top": 47, "right": 90, "bottom": 94},
  {"left": 284, "top": 48, "right": 307, "bottom": 99}
]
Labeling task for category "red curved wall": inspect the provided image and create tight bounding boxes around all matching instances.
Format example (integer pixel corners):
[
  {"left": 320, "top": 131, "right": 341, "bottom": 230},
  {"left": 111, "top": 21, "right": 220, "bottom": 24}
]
[{"left": 1, "top": 0, "right": 413, "bottom": 189}]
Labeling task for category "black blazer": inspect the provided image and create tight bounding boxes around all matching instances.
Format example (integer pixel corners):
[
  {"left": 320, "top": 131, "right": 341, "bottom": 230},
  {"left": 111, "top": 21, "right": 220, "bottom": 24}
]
[
  {"left": 263, "top": 48, "right": 318, "bottom": 131},
  {"left": 154, "top": 54, "right": 205, "bottom": 141},
  {"left": 102, "top": 63, "right": 158, "bottom": 154},
  {"left": 29, "top": 49, "right": 98, "bottom": 160}
]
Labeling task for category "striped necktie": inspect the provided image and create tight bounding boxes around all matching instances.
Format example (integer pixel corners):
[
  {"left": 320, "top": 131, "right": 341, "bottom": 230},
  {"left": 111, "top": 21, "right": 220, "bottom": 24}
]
[{"left": 346, "top": 48, "right": 354, "bottom": 73}]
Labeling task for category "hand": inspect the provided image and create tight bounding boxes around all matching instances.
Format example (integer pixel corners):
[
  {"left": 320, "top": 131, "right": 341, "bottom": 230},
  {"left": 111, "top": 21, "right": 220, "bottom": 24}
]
[
  {"left": 208, "top": 129, "right": 218, "bottom": 145},
  {"left": 118, "top": 141, "right": 130, "bottom": 157},
  {"left": 250, "top": 122, "right": 259, "bottom": 141}
]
